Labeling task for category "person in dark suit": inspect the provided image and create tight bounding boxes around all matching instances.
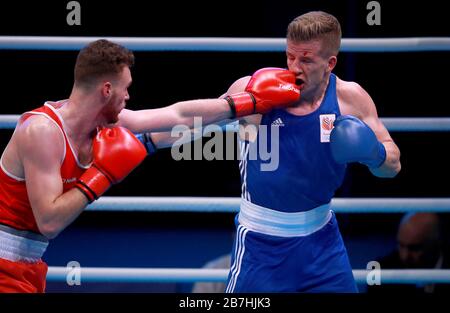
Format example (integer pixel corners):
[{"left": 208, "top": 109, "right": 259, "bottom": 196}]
[{"left": 368, "top": 212, "right": 450, "bottom": 294}]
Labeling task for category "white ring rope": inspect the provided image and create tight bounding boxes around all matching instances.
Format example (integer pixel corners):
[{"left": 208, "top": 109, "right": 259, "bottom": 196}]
[
  {"left": 0, "top": 115, "right": 450, "bottom": 132},
  {"left": 0, "top": 37, "right": 450, "bottom": 52},
  {"left": 223, "top": 118, "right": 450, "bottom": 132},
  {"left": 375, "top": 118, "right": 450, "bottom": 132},
  {"left": 86, "top": 197, "right": 450, "bottom": 213},
  {"left": 46, "top": 267, "right": 450, "bottom": 284},
  {"left": 0, "top": 115, "right": 21, "bottom": 129}
]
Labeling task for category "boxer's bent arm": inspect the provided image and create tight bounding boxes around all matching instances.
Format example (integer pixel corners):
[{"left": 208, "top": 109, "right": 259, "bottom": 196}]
[
  {"left": 340, "top": 82, "right": 401, "bottom": 178},
  {"left": 364, "top": 116, "right": 401, "bottom": 178},
  {"left": 118, "top": 98, "right": 232, "bottom": 133},
  {"left": 18, "top": 118, "right": 88, "bottom": 239}
]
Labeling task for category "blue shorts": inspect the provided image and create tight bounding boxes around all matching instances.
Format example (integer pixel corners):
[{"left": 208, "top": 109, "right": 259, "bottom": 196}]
[{"left": 225, "top": 212, "right": 358, "bottom": 293}]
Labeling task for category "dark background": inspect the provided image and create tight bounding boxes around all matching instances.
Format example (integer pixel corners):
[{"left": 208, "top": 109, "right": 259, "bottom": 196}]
[{"left": 0, "top": 0, "right": 449, "bottom": 292}]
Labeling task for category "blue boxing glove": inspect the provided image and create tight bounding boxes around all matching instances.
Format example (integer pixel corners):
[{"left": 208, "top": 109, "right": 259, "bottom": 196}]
[{"left": 330, "top": 115, "right": 386, "bottom": 168}]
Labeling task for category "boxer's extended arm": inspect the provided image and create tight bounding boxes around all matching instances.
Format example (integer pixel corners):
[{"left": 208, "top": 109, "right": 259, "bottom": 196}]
[
  {"left": 119, "top": 68, "right": 299, "bottom": 134},
  {"left": 138, "top": 77, "right": 254, "bottom": 149},
  {"left": 137, "top": 72, "right": 273, "bottom": 149},
  {"left": 18, "top": 117, "right": 88, "bottom": 239},
  {"left": 118, "top": 98, "right": 232, "bottom": 133},
  {"left": 334, "top": 82, "right": 401, "bottom": 178}
]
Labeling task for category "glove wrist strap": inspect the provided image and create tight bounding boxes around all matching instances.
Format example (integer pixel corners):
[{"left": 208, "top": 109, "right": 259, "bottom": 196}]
[
  {"left": 135, "top": 133, "right": 157, "bottom": 155},
  {"left": 75, "top": 166, "right": 112, "bottom": 203},
  {"left": 225, "top": 92, "right": 256, "bottom": 118}
]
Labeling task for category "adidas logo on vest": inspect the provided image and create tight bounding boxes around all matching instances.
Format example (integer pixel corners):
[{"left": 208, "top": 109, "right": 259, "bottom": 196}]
[{"left": 271, "top": 118, "right": 285, "bottom": 127}]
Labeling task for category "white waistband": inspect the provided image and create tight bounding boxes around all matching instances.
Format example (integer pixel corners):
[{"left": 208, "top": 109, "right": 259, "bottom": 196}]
[
  {"left": 0, "top": 225, "right": 48, "bottom": 262},
  {"left": 238, "top": 198, "right": 332, "bottom": 237}
]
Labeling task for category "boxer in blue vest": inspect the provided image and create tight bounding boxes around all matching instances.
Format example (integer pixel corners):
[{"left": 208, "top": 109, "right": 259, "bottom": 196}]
[{"left": 223, "top": 11, "right": 401, "bottom": 292}]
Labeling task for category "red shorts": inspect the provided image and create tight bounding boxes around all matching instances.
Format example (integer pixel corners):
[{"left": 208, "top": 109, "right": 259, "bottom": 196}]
[{"left": 0, "top": 257, "right": 48, "bottom": 293}]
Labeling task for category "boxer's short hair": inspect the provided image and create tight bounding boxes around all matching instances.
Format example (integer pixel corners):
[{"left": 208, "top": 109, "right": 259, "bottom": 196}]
[
  {"left": 287, "top": 11, "right": 341, "bottom": 57},
  {"left": 74, "top": 39, "right": 134, "bottom": 88}
]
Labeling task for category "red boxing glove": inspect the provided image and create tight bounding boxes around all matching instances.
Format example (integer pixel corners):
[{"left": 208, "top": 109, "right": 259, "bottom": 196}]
[
  {"left": 76, "top": 127, "right": 147, "bottom": 203},
  {"left": 225, "top": 67, "right": 301, "bottom": 118}
]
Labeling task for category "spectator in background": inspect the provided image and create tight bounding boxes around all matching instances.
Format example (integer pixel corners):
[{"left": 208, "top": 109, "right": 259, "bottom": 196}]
[{"left": 368, "top": 212, "right": 450, "bottom": 294}]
